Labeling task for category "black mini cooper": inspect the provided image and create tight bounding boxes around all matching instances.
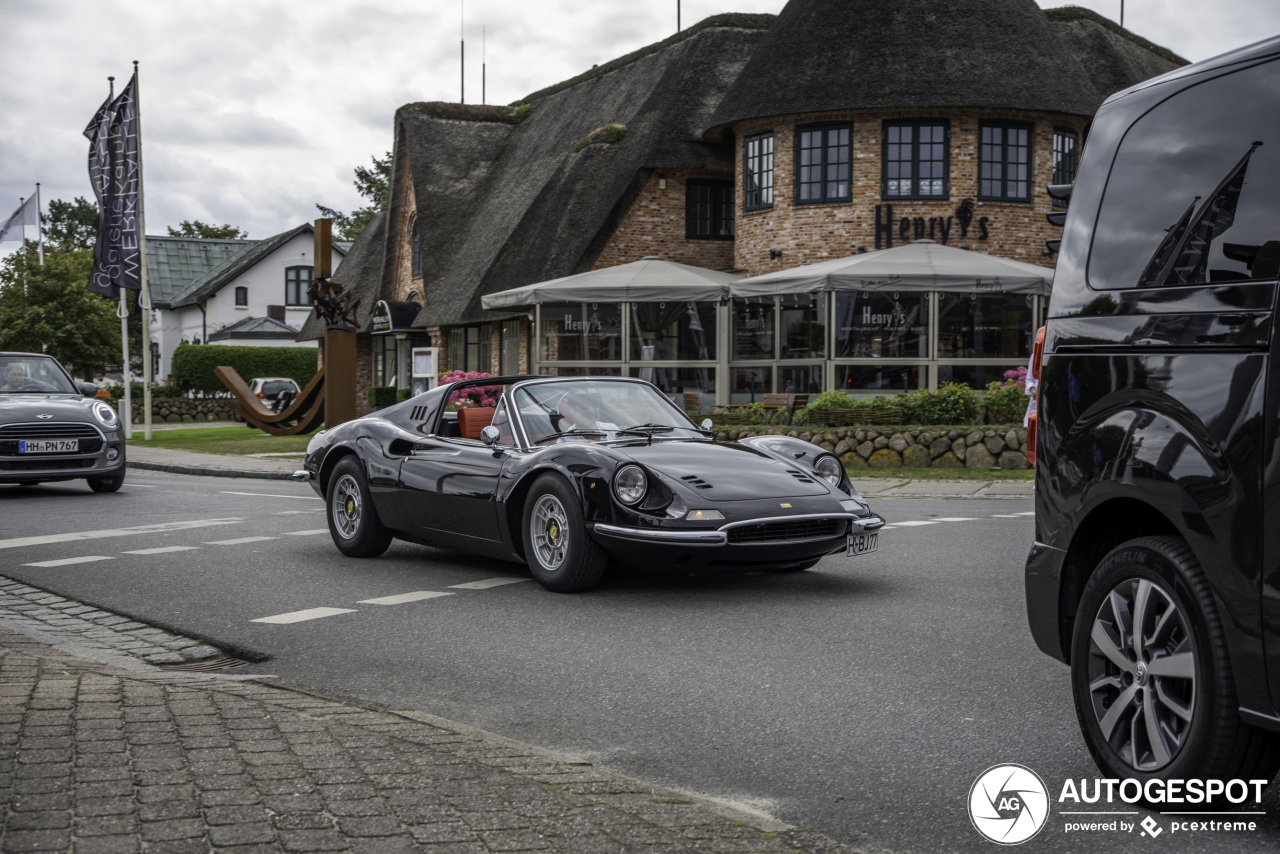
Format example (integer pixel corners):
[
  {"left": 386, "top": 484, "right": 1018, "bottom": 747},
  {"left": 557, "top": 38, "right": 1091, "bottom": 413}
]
[
  {"left": 0, "top": 352, "right": 126, "bottom": 492},
  {"left": 1026, "top": 37, "right": 1280, "bottom": 786}
]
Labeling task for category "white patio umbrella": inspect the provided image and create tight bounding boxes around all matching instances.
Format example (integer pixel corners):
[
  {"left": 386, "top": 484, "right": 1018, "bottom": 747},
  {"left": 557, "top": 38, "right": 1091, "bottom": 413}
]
[
  {"left": 480, "top": 256, "right": 738, "bottom": 309},
  {"left": 730, "top": 240, "right": 1054, "bottom": 296}
]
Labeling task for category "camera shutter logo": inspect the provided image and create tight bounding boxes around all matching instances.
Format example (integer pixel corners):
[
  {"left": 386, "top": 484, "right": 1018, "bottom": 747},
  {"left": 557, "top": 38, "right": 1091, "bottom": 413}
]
[{"left": 968, "top": 764, "right": 1049, "bottom": 845}]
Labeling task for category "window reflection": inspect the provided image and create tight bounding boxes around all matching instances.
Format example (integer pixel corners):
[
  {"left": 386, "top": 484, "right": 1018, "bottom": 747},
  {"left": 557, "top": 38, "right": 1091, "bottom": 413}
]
[
  {"left": 539, "top": 302, "right": 622, "bottom": 362},
  {"left": 834, "top": 292, "right": 927, "bottom": 358},
  {"left": 733, "top": 299, "right": 774, "bottom": 359},
  {"left": 630, "top": 302, "right": 716, "bottom": 362},
  {"left": 836, "top": 364, "right": 922, "bottom": 392},
  {"left": 937, "top": 293, "right": 1032, "bottom": 360},
  {"left": 780, "top": 297, "right": 825, "bottom": 359}
]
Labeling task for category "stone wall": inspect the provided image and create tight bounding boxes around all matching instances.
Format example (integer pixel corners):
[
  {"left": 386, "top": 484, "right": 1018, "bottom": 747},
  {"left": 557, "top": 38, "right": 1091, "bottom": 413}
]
[
  {"left": 714, "top": 425, "right": 1030, "bottom": 470},
  {"left": 128, "top": 398, "right": 236, "bottom": 424}
]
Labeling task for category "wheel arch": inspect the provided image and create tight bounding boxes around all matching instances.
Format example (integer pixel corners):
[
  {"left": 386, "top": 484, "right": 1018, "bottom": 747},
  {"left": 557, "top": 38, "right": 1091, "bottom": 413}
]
[
  {"left": 317, "top": 445, "right": 360, "bottom": 496},
  {"left": 502, "top": 464, "right": 592, "bottom": 561}
]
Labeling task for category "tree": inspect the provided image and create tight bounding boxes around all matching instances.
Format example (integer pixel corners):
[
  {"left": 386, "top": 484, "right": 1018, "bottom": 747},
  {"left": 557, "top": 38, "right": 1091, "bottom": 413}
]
[
  {"left": 41, "top": 197, "right": 99, "bottom": 251},
  {"left": 316, "top": 151, "right": 391, "bottom": 241},
  {"left": 0, "top": 244, "right": 121, "bottom": 380},
  {"left": 167, "top": 220, "right": 248, "bottom": 239}
]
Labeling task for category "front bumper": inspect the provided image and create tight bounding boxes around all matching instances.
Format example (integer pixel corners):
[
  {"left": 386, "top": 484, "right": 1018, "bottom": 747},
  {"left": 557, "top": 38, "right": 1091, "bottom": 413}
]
[
  {"left": 591, "top": 512, "right": 885, "bottom": 570},
  {"left": 0, "top": 435, "right": 126, "bottom": 483}
]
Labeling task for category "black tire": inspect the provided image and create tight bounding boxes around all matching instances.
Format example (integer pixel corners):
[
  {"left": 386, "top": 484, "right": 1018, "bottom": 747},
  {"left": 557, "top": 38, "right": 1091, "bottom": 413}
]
[
  {"left": 87, "top": 473, "right": 125, "bottom": 493},
  {"left": 1070, "top": 536, "right": 1280, "bottom": 793},
  {"left": 772, "top": 558, "right": 822, "bottom": 572},
  {"left": 325, "top": 457, "right": 393, "bottom": 558},
  {"left": 522, "top": 473, "right": 606, "bottom": 593}
]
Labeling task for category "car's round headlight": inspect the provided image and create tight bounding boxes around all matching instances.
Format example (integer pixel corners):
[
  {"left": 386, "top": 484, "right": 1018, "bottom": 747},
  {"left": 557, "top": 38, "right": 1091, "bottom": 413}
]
[
  {"left": 92, "top": 401, "right": 119, "bottom": 427},
  {"left": 815, "top": 455, "right": 843, "bottom": 487},
  {"left": 613, "top": 465, "right": 648, "bottom": 505}
]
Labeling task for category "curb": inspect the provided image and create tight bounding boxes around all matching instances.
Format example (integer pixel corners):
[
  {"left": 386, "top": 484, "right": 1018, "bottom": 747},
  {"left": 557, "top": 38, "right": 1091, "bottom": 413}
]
[{"left": 127, "top": 459, "right": 294, "bottom": 480}]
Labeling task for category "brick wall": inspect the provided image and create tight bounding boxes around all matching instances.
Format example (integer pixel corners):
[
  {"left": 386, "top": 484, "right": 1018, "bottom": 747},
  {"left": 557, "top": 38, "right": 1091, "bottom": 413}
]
[
  {"left": 732, "top": 108, "right": 1086, "bottom": 275},
  {"left": 592, "top": 170, "right": 736, "bottom": 271}
]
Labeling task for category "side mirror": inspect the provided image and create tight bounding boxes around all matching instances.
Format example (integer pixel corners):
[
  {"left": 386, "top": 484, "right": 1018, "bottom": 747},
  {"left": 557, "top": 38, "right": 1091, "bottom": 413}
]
[
  {"left": 78, "top": 383, "right": 98, "bottom": 397},
  {"left": 480, "top": 425, "right": 501, "bottom": 446},
  {"left": 701, "top": 418, "right": 713, "bottom": 430}
]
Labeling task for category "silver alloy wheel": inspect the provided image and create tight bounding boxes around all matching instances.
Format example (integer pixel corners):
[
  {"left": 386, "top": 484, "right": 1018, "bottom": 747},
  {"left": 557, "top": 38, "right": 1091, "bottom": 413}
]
[
  {"left": 1086, "top": 577, "right": 1197, "bottom": 771},
  {"left": 531, "top": 493, "right": 569, "bottom": 572},
  {"left": 331, "top": 474, "right": 362, "bottom": 540}
]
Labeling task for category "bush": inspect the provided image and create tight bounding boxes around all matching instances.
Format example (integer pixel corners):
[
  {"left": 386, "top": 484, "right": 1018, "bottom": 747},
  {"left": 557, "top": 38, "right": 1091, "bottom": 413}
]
[
  {"left": 899, "top": 383, "right": 983, "bottom": 426},
  {"left": 985, "top": 367, "right": 1029, "bottom": 424},
  {"left": 396, "top": 388, "right": 412, "bottom": 403},
  {"left": 368, "top": 386, "right": 397, "bottom": 408},
  {"left": 108, "top": 380, "right": 183, "bottom": 400},
  {"left": 171, "top": 344, "right": 317, "bottom": 395},
  {"left": 439, "top": 371, "right": 501, "bottom": 407},
  {"left": 795, "top": 384, "right": 983, "bottom": 427}
]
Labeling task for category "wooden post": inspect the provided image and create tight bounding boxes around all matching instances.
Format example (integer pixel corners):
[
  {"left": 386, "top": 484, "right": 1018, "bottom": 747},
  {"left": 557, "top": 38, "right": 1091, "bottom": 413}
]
[{"left": 314, "top": 219, "right": 357, "bottom": 428}]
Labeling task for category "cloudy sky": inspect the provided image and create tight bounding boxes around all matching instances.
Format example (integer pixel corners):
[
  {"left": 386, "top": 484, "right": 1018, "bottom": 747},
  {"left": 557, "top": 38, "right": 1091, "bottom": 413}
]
[{"left": 1, "top": 0, "right": 1275, "bottom": 251}]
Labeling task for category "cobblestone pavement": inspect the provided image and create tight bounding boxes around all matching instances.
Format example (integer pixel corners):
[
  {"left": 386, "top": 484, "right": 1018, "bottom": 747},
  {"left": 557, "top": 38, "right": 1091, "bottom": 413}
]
[{"left": 0, "top": 582, "right": 855, "bottom": 854}]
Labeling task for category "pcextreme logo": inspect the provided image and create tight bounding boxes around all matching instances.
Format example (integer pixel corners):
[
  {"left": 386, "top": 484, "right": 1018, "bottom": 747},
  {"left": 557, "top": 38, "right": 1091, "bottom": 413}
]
[{"left": 968, "top": 764, "right": 1050, "bottom": 845}]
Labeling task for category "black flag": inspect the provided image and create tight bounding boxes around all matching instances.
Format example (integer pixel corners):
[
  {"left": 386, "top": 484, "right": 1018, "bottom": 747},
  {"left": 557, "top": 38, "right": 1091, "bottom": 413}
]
[{"left": 83, "top": 73, "right": 141, "bottom": 298}]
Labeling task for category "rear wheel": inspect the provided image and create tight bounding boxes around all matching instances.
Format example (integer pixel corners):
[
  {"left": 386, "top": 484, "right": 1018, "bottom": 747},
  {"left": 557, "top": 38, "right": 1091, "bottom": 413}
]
[
  {"left": 1070, "top": 536, "right": 1280, "bottom": 790},
  {"left": 326, "top": 457, "right": 392, "bottom": 558},
  {"left": 87, "top": 473, "right": 124, "bottom": 493},
  {"left": 522, "top": 474, "right": 606, "bottom": 593}
]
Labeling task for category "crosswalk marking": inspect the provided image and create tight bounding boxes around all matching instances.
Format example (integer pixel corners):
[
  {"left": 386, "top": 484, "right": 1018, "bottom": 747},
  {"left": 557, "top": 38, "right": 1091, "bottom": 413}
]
[
  {"left": 283, "top": 529, "right": 329, "bottom": 536},
  {"left": 204, "top": 536, "right": 278, "bottom": 546},
  {"left": 250, "top": 607, "right": 356, "bottom": 624},
  {"left": 891, "top": 520, "right": 940, "bottom": 527},
  {"left": 933, "top": 517, "right": 978, "bottom": 522},
  {"left": 0, "top": 517, "right": 241, "bottom": 551},
  {"left": 448, "top": 577, "right": 531, "bottom": 590},
  {"left": 358, "top": 591, "right": 455, "bottom": 605},
  {"left": 1012, "top": 511, "right": 1036, "bottom": 516},
  {"left": 991, "top": 514, "right": 1024, "bottom": 519},
  {"left": 276, "top": 510, "right": 322, "bottom": 515},
  {"left": 122, "top": 546, "right": 201, "bottom": 555},
  {"left": 23, "top": 556, "right": 115, "bottom": 568},
  {"left": 221, "top": 491, "right": 321, "bottom": 501}
]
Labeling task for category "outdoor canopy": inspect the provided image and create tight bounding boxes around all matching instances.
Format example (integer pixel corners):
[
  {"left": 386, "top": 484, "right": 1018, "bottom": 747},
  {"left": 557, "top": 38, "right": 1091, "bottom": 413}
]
[
  {"left": 480, "top": 256, "right": 739, "bottom": 309},
  {"left": 729, "top": 240, "right": 1054, "bottom": 297}
]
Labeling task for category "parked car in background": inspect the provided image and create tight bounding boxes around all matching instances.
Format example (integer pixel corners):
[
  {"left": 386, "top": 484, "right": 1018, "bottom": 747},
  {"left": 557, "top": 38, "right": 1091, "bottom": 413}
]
[
  {"left": 1025, "top": 36, "right": 1280, "bottom": 788},
  {"left": 234, "top": 377, "right": 301, "bottom": 420},
  {"left": 0, "top": 352, "right": 127, "bottom": 492},
  {"left": 298, "top": 375, "right": 883, "bottom": 592}
]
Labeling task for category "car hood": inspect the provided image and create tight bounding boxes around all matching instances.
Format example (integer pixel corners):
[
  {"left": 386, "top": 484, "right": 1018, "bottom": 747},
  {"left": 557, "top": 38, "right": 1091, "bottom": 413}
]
[
  {"left": 615, "top": 440, "right": 832, "bottom": 501},
  {"left": 0, "top": 394, "right": 100, "bottom": 422}
]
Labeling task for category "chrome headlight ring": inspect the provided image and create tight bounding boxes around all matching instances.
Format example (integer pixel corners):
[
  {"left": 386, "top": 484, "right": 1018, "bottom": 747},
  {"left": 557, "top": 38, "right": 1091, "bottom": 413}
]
[
  {"left": 92, "top": 401, "right": 119, "bottom": 428},
  {"left": 814, "top": 454, "right": 844, "bottom": 487},
  {"left": 613, "top": 464, "right": 648, "bottom": 506}
]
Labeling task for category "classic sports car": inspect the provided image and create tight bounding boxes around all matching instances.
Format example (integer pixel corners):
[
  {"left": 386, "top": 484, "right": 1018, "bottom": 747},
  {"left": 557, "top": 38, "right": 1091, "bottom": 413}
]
[
  {"left": 0, "top": 352, "right": 126, "bottom": 492},
  {"left": 298, "top": 375, "right": 884, "bottom": 592}
]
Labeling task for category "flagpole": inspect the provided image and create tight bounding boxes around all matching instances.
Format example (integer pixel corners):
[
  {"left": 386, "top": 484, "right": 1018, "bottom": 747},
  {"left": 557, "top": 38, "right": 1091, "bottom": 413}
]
[
  {"left": 133, "top": 62, "right": 153, "bottom": 441},
  {"left": 107, "top": 74, "right": 132, "bottom": 439},
  {"left": 35, "top": 184, "right": 43, "bottom": 266}
]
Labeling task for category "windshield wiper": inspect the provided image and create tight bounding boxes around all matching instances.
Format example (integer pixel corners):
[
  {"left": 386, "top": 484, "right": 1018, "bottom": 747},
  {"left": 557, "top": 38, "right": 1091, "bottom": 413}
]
[
  {"left": 621, "top": 423, "right": 676, "bottom": 432},
  {"left": 531, "top": 429, "right": 609, "bottom": 445}
]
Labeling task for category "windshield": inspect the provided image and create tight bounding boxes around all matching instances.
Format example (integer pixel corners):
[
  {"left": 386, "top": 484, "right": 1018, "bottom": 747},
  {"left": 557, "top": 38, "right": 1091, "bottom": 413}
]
[
  {"left": 513, "top": 379, "right": 704, "bottom": 445},
  {"left": 0, "top": 356, "right": 77, "bottom": 395}
]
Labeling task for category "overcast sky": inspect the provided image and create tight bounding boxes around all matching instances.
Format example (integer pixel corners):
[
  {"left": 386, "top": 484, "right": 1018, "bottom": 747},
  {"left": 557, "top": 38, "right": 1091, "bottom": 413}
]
[{"left": 1, "top": 0, "right": 1276, "bottom": 253}]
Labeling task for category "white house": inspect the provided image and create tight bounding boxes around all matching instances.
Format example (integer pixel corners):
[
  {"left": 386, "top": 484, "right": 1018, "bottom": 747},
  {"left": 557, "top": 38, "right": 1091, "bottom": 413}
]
[{"left": 145, "top": 223, "right": 347, "bottom": 379}]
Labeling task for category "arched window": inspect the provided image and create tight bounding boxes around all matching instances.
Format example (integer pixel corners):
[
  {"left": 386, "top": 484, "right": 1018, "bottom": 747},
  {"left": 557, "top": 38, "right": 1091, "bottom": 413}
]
[
  {"left": 235, "top": 286, "right": 248, "bottom": 306},
  {"left": 285, "top": 266, "right": 312, "bottom": 306},
  {"left": 411, "top": 220, "right": 422, "bottom": 276}
]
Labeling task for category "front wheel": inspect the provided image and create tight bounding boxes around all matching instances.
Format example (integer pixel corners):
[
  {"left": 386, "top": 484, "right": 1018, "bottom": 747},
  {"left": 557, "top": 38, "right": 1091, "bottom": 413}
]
[
  {"left": 1070, "top": 536, "right": 1280, "bottom": 789},
  {"left": 87, "top": 473, "right": 124, "bottom": 493},
  {"left": 326, "top": 457, "right": 392, "bottom": 558},
  {"left": 522, "top": 474, "right": 606, "bottom": 593}
]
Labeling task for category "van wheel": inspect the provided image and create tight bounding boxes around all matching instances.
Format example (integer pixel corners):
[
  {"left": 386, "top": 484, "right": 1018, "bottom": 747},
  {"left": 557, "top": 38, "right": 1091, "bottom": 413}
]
[
  {"left": 1070, "top": 536, "right": 1280, "bottom": 788},
  {"left": 522, "top": 474, "right": 606, "bottom": 592},
  {"left": 326, "top": 457, "right": 392, "bottom": 557}
]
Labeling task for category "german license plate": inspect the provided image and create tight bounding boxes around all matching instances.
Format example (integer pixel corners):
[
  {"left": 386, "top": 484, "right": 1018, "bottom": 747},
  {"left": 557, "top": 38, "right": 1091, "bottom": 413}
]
[
  {"left": 18, "top": 440, "right": 79, "bottom": 454},
  {"left": 847, "top": 530, "right": 878, "bottom": 556}
]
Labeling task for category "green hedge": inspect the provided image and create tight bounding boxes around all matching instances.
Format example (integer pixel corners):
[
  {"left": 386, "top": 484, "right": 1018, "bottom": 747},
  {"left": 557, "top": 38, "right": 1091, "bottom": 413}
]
[
  {"left": 368, "top": 386, "right": 397, "bottom": 408},
  {"left": 171, "top": 344, "right": 318, "bottom": 395}
]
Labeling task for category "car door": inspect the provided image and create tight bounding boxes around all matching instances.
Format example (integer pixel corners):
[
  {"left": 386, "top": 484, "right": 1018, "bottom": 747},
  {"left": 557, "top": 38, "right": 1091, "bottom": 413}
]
[{"left": 397, "top": 436, "right": 506, "bottom": 542}]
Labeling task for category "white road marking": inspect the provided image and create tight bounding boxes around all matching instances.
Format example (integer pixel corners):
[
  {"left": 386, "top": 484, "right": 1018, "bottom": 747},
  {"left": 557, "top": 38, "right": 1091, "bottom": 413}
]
[
  {"left": 250, "top": 607, "right": 356, "bottom": 624},
  {"left": 129, "top": 484, "right": 157, "bottom": 488},
  {"left": 449, "top": 577, "right": 532, "bottom": 590},
  {"left": 283, "top": 529, "right": 328, "bottom": 536},
  {"left": 23, "top": 556, "right": 115, "bottom": 568},
  {"left": 358, "top": 591, "right": 455, "bottom": 605},
  {"left": 1012, "top": 511, "right": 1036, "bottom": 516},
  {"left": 891, "top": 520, "right": 940, "bottom": 527},
  {"left": 122, "top": 546, "right": 201, "bottom": 555},
  {"left": 221, "top": 491, "right": 321, "bottom": 501},
  {"left": 0, "top": 518, "right": 242, "bottom": 551},
  {"left": 276, "top": 510, "right": 321, "bottom": 515},
  {"left": 991, "top": 514, "right": 1025, "bottom": 519},
  {"left": 879, "top": 526, "right": 897, "bottom": 531},
  {"left": 204, "top": 537, "right": 278, "bottom": 546},
  {"left": 933, "top": 517, "right": 978, "bottom": 522}
]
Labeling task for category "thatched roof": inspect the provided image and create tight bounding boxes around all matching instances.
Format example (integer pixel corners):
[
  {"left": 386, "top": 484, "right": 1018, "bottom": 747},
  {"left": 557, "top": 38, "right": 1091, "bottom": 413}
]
[
  {"left": 705, "top": 0, "right": 1184, "bottom": 136},
  {"left": 1046, "top": 6, "right": 1186, "bottom": 105},
  {"left": 392, "top": 16, "right": 769, "bottom": 329},
  {"left": 297, "top": 209, "right": 388, "bottom": 341}
]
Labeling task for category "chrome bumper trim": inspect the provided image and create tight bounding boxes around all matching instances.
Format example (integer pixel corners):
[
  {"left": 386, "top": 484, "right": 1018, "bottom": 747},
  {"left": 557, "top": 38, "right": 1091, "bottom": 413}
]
[
  {"left": 291, "top": 470, "right": 312, "bottom": 481},
  {"left": 592, "top": 524, "right": 727, "bottom": 545}
]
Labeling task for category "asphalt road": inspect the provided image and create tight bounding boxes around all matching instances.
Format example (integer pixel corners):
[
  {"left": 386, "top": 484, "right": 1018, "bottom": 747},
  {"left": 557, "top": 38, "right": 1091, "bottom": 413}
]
[{"left": 2, "top": 471, "right": 1277, "bottom": 853}]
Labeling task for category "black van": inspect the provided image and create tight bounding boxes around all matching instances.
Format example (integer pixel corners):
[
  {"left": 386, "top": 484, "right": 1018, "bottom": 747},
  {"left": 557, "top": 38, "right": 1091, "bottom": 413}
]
[{"left": 1026, "top": 35, "right": 1280, "bottom": 785}]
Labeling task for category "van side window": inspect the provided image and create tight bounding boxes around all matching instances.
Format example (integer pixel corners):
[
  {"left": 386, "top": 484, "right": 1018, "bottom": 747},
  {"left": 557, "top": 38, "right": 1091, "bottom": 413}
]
[{"left": 1088, "top": 58, "right": 1280, "bottom": 290}]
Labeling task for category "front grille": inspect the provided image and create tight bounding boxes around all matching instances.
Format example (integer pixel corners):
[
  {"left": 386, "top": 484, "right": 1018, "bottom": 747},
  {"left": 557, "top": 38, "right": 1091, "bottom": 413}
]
[
  {"left": 727, "top": 518, "right": 844, "bottom": 544},
  {"left": 0, "top": 423, "right": 104, "bottom": 456},
  {"left": 0, "top": 457, "right": 96, "bottom": 471}
]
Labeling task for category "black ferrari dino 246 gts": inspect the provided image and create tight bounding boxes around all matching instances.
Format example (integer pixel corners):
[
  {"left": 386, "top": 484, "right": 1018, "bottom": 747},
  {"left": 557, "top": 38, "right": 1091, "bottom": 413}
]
[{"left": 298, "top": 375, "right": 884, "bottom": 592}]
